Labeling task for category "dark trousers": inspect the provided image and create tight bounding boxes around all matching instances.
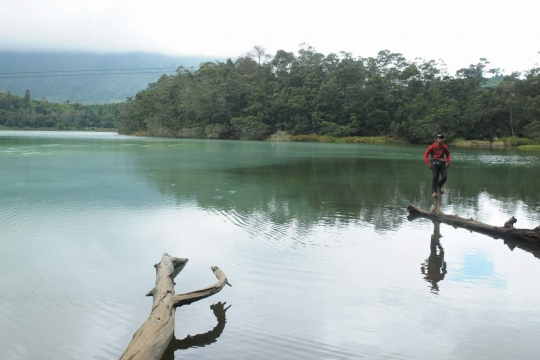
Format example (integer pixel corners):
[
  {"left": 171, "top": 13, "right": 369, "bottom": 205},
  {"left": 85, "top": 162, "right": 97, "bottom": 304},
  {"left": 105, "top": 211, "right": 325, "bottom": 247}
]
[{"left": 431, "top": 163, "right": 447, "bottom": 193}]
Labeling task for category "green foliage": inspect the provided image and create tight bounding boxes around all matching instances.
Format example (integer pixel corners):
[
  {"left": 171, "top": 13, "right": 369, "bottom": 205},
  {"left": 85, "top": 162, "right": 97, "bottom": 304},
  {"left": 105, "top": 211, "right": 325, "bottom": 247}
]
[
  {"left": 113, "top": 46, "right": 540, "bottom": 143},
  {"left": 507, "top": 136, "right": 534, "bottom": 146},
  {"left": 231, "top": 116, "right": 271, "bottom": 140},
  {"left": 523, "top": 121, "right": 540, "bottom": 141},
  {"left": 0, "top": 91, "right": 117, "bottom": 130}
]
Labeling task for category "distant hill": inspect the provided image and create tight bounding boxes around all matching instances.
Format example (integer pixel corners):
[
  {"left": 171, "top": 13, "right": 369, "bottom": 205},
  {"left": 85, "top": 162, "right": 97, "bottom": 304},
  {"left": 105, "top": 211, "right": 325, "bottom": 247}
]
[
  {"left": 0, "top": 51, "right": 218, "bottom": 104},
  {"left": 483, "top": 75, "right": 503, "bottom": 88}
]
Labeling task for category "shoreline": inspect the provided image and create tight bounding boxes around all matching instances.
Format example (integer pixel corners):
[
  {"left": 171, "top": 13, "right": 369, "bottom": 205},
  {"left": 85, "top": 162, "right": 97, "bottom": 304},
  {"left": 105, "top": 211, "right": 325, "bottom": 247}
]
[
  {"left": 1, "top": 128, "right": 538, "bottom": 149},
  {"left": 0, "top": 126, "right": 117, "bottom": 132}
]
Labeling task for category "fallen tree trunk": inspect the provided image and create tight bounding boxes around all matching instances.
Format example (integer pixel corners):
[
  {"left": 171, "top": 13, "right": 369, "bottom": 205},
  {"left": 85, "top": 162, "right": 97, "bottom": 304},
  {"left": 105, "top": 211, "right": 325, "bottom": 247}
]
[
  {"left": 407, "top": 204, "right": 540, "bottom": 245},
  {"left": 120, "top": 253, "right": 229, "bottom": 360}
]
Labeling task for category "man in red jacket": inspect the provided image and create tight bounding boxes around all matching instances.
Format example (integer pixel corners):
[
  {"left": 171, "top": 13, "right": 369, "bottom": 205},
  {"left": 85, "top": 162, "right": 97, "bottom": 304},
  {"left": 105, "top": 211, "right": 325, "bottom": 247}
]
[{"left": 424, "top": 134, "right": 451, "bottom": 197}]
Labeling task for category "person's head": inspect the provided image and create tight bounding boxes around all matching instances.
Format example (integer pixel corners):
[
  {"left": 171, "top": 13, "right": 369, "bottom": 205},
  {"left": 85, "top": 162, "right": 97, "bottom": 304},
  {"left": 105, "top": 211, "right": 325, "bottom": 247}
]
[{"left": 435, "top": 134, "right": 444, "bottom": 144}]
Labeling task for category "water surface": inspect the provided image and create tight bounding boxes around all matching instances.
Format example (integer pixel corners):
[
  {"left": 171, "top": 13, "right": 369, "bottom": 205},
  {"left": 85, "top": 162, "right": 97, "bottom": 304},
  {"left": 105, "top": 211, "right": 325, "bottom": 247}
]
[{"left": 1, "top": 131, "right": 540, "bottom": 359}]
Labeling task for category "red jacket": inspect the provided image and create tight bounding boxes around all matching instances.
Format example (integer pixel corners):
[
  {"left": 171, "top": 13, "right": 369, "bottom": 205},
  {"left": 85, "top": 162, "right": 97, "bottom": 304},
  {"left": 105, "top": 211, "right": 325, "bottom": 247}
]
[{"left": 424, "top": 143, "right": 451, "bottom": 164}]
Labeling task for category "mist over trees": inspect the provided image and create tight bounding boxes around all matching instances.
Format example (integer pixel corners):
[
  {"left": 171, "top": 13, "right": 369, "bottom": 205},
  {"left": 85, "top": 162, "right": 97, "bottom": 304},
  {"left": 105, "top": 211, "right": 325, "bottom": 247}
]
[
  {"left": 118, "top": 45, "right": 540, "bottom": 143},
  {"left": 0, "top": 51, "right": 213, "bottom": 104}
]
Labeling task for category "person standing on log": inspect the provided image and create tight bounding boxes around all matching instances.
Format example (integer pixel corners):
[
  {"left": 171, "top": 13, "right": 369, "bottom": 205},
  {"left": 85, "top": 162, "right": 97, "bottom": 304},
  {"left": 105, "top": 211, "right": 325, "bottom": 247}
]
[{"left": 424, "top": 134, "right": 451, "bottom": 198}]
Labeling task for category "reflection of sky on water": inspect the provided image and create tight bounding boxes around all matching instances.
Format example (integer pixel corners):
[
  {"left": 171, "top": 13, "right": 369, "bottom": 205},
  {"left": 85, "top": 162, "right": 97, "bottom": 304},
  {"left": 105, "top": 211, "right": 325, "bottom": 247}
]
[
  {"left": 444, "top": 192, "right": 539, "bottom": 229},
  {"left": 450, "top": 253, "right": 507, "bottom": 289}
]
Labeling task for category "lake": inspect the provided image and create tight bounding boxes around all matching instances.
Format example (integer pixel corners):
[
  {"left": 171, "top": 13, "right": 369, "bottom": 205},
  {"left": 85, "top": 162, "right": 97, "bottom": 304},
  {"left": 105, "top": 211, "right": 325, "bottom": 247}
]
[{"left": 1, "top": 131, "right": 540, "bottom": 360}]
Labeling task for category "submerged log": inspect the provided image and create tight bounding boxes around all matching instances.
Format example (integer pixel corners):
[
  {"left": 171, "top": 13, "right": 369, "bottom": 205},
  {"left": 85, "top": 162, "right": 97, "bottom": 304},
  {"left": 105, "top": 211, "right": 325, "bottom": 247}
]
[
  {"left": 407, "top": 204, "right": 540, "bottom": 245},
  {"left": 120, "top": 253, "right": 229, "bottom": 360}
]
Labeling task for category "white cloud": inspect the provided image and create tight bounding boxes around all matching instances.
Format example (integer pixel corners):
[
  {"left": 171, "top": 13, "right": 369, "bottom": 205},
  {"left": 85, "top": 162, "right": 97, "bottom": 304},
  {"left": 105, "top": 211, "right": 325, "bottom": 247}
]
[{"left": 2, "top": 0, "right": 539, "bottom": 73}]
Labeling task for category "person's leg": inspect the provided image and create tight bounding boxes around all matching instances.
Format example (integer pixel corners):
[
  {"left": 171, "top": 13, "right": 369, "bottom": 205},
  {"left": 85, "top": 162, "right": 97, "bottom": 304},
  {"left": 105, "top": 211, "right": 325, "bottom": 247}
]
[
  {"left": 438, "top": 165, "right": 447, "bottom": 190},
  {"left": 431, "top": 166, "right": 440, "bottom": 195}
]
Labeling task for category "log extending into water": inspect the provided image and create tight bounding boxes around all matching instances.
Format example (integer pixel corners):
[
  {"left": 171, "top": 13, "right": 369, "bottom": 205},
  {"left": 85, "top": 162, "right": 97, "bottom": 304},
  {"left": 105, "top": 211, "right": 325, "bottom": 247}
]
[
  {"left": 120, "top": 253, "right": 229, "bottom": 360},
  {"left": 407, "top": 204, "right": 540, "bottom": 245}
]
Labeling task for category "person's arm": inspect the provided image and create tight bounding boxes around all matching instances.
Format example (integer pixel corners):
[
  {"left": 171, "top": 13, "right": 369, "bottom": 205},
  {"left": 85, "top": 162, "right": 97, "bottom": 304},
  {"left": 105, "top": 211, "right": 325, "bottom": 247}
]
[
  {"left": 424, "top": 144, "right": 433, "bottom": 167},
  {"left": 444, "top": 145, "right": 451, "bottom": 167}
]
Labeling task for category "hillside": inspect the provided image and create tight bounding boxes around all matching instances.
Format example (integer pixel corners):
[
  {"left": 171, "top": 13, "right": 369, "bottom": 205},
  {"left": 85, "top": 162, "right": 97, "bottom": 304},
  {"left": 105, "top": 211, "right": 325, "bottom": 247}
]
[{"left": 0, "top": 51, "right": 217, "bottom": 104}]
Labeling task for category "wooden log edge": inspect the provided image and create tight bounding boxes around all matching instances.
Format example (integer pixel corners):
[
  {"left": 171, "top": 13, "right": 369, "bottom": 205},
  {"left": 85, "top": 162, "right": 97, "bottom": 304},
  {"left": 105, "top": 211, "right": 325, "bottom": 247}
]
[{"left": 407, "top": 204, "right": 540, "bottom": 245}]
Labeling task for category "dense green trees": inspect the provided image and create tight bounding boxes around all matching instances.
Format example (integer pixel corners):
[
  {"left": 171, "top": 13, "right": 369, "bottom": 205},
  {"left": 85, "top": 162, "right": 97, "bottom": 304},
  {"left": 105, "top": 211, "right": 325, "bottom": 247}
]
[
  {"left": 0, "top": 91, "right": 117, "bottom": 130},
  {"left": 118, "top": 46, "right": 540, "bottom": 143}
]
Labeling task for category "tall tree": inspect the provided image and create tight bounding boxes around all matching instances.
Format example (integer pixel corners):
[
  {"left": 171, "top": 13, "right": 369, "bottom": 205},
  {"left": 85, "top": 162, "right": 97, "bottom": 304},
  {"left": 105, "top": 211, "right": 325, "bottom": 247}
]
[
  {"left": 249, "top": 45, "right": 271, "bottom": 67},
  {"left": 6, "top": 90, "right": 12, "bottom": 110},
  {"left": 24, "top": 89, "right": 31, "bottom": 108}
]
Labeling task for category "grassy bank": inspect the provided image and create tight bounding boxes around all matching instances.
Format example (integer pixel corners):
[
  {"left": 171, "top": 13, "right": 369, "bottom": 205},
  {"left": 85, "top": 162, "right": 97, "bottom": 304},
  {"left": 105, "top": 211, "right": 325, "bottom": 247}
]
[
  {"left": 59, "top": 128, "right": 540, "bottom": 149},
  {"left": 0, "top": 126, "right": 117, "bottom": 132},
  {"left": 450, "top": 137, "right": 537, "bottom": 148},
  {"left": 517, "top": 145, "right": 540, "bottom": 150},
  {"left": 267, "top": 132, "right": 407, "bottom": 144}
]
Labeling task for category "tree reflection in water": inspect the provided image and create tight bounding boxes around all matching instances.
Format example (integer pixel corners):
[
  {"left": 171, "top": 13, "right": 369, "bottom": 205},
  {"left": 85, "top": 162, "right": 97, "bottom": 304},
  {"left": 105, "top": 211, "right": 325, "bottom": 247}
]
[
  {"left": 160, "top": 302, "right": 231, "bottom": 360},
  {"left": 420, "top": 222, "right": 447, "bottom": 293}
]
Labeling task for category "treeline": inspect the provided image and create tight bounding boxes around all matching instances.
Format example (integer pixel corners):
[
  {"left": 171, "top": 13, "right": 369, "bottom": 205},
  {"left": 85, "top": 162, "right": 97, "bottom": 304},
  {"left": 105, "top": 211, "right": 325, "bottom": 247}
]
[
  {"left": 117, "top": 45, "right": 540, "bottom": 143},
  {"left": 0, "top": 90, "right": 117, "bottom": 130}
]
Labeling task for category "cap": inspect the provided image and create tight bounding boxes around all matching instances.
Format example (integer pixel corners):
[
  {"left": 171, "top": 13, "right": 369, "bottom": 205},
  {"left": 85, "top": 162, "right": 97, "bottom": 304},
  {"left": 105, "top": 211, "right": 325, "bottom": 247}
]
[{"left": 436, "top": 134, "right": 445, "bottom": 139}]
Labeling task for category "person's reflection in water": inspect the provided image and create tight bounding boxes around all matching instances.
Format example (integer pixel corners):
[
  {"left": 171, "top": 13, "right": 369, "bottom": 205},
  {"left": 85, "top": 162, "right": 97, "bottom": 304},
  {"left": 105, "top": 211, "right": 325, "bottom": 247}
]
[
  {"left": 421, "top": 221, "right": 447, "bottom": 293},
  {"left": 160, "top": 302, "right": 231, "bottom": 360}
]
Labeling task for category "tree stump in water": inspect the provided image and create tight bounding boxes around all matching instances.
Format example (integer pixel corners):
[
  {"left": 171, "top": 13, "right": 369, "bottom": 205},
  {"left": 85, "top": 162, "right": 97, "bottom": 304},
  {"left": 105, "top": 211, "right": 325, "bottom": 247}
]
[
  {"left": 431, "top": 187, "right": 444, "bottom": 215},
  {"left": 120, "top": 253, "right": 229, "bottom": 360}
]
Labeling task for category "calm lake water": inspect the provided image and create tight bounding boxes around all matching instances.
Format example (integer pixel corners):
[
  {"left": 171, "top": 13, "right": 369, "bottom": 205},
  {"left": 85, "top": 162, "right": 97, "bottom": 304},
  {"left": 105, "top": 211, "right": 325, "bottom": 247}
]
[{"left": 1, "top": 131, "right": 540, "bottom": 360}]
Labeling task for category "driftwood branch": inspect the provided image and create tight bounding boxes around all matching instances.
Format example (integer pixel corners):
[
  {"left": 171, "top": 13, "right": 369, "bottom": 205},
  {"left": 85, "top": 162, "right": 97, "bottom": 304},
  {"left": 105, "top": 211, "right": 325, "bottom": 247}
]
[
  {"left": 171, "top": 267, "right": 229, "bottom": 307},
  {"left": 119, "top": 253, "right": 229, "bottom": 360},
  {"left": 407, "top": 204, "right": 540, "bottom": 245}
]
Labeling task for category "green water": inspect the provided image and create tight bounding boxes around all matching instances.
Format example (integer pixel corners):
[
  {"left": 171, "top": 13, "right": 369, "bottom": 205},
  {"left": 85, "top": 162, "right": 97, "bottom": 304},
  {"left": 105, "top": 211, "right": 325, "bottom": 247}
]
[{"left": 1, "top": 131, "right": 540, "bottom": 360}]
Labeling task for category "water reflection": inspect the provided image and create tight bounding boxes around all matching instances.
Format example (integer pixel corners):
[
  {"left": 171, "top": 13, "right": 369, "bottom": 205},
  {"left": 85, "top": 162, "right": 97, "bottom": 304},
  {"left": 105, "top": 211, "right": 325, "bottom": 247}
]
[
  {"left": 160, "top": 302, "right": 230, "bottom": 360},
  {"left": 420, "top": 222, "right": 447, "bottom": 294},
  {"left": 133, "top": 143, "right": 540, "bottom": 237},
  {"left": 3, "top": 134, "right": 540, "bottom": 359}
]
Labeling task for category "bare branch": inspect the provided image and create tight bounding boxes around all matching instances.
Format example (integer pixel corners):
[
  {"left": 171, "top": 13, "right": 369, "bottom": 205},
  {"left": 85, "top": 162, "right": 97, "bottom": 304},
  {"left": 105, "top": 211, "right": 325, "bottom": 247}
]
[{"left": 172, "top": 266, "right": 228, "bottom": 307}]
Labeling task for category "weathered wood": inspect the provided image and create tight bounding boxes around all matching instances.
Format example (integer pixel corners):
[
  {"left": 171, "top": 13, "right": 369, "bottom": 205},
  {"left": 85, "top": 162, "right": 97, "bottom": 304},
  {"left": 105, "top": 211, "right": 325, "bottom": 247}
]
[
  {"left": 431, "top": 187, "right": 444, "bottom": 215},
  {"left": 407, "top": 204, "right": 540, "bottom": 245},
  {"left": 120, "top": 253, "right": 229, "bottom": 360}
]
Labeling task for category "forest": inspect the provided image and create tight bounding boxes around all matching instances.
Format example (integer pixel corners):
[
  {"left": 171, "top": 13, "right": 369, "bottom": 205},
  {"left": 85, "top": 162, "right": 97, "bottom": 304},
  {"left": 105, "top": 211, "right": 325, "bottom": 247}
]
[
  {"left": 117, "top": 45, "right": 540, "bottom": 143},
  {"left": 2, "top": 46, "right": 539, "bottom": 143},
  {"left": 0, "top": 90, "right": 116, "bottom": 130}
]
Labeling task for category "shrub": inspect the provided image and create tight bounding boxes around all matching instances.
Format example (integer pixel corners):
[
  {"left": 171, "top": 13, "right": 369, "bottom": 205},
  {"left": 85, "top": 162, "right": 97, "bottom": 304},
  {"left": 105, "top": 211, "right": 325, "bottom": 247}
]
[{"left": 231, "top": 116, "right": 271, "bottom": 140}]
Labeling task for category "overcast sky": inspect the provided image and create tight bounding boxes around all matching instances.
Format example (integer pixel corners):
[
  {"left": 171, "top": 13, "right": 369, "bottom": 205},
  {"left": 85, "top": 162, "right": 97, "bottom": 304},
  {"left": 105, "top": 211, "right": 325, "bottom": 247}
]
[{"left": 2, "top": 0, "right": 539, "bottom": 74}]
